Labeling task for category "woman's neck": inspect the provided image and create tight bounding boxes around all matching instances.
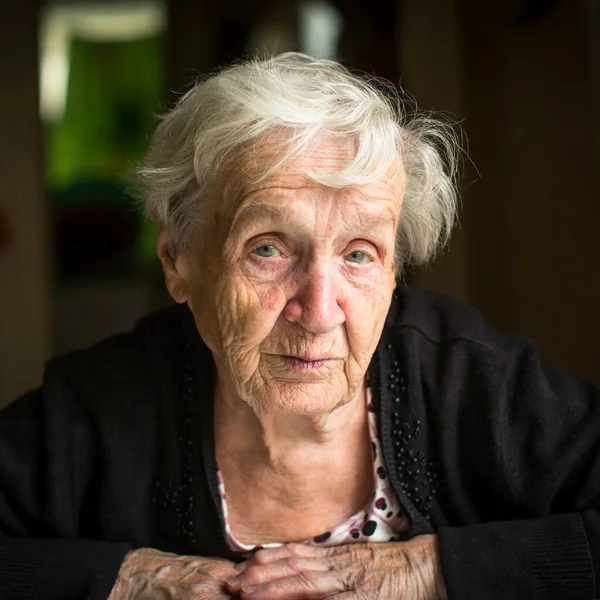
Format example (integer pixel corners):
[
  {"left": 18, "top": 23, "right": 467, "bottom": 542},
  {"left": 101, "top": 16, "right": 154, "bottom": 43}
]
[
  {"left": 213, "top": 380, "right": 368, "bottom": 477},
  {"left": 213, "top": 379, "right": 374, "bottom": 543}
]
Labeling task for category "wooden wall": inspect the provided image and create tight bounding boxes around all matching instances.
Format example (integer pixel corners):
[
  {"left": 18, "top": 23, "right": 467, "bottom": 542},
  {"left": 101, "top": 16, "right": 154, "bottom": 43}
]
[
  {"left": 399, "top": 0, "right": 470, "bottom": 303},
  {"left": 0, "top": 0, "right": 51, "bottom": 407},
  {"left": 403, "top": 0, "right": 600, "bottom": 381}
]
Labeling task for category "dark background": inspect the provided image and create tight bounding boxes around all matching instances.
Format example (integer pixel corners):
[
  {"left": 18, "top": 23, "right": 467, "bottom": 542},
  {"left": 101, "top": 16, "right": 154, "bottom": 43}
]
[{"left": 0, "top": 0, "right": 599, "bottom": 406}]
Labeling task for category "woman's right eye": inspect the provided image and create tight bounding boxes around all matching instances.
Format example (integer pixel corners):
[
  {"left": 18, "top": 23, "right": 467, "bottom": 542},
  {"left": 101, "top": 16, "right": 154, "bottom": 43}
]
[{"left": 253, "top": 244, "right": 281, "bottom": 258}]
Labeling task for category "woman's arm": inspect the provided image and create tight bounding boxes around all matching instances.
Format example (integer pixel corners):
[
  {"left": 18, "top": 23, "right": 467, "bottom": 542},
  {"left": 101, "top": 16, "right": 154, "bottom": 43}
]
[
  {"left": 439, "top": 512, "right": 595, "bottom": 599},
  {"left": 435, "top": 340, "right": 600, "bottom": 600},
  {"left": 0, "top": 536, "right": 130, "bottom": 599},
  {"left": 0, "top": 388, "right": 132, "bottom": 599}
]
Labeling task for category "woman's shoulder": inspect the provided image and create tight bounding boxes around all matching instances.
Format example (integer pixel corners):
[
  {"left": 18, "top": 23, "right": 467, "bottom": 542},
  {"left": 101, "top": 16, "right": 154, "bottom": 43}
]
[
  {"left": 52, "top": 303, "right": 186, "bottom": 370},
  {"left": 42, "top": 303, "right": 199, "bottom": 417},
  {"left": 383, "top": 284, "right": 598, "bottom": 399},
  {"left": 386, "top": 284, "right": 523, "bottom": 359}
]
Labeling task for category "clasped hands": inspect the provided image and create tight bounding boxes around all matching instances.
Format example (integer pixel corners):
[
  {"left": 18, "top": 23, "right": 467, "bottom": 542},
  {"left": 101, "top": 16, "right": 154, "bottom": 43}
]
[
  {"left": 226, "top": 535, "right": 446, "bottom": 600},
  {"left": 110, "top": 534, "right": 446, "bottom": 600}
]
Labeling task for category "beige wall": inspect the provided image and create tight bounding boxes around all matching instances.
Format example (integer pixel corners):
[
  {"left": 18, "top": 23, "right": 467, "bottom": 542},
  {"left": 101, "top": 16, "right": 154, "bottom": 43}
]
[{"left": 0, "top": 2, "right": 51, "bottom": 406}]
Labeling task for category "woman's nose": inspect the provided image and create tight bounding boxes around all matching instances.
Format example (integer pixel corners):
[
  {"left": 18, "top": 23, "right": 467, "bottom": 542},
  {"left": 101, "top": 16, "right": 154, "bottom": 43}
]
[{"left": 283, "top": 262, "right": 346, "bottom": 334}]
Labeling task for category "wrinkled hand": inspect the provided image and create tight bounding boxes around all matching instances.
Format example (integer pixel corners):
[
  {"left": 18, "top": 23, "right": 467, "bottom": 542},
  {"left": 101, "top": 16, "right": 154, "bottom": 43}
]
[
  {"left": 226, "top": 535, "right": 447, "bottom": 600},
  {"left": 108, "top": 548, "right": 241, "bottom": 599}
]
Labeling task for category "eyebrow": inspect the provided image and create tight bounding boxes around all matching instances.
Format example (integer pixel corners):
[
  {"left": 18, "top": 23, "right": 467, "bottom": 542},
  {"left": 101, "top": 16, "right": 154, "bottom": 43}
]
[{"left": 231, "top": 201, "right": 396, "bottom": 232}]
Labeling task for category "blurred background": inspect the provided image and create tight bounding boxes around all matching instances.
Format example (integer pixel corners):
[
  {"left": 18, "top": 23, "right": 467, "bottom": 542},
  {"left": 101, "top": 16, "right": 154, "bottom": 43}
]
[{"left": 0, "top": 0, "right": 599, "bottom": 407}]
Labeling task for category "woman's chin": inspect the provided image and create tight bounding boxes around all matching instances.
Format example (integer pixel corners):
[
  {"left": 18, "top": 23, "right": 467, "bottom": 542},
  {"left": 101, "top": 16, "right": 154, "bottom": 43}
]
[{"left": 258, "top": 380, "right": 352, "bottom": 415}]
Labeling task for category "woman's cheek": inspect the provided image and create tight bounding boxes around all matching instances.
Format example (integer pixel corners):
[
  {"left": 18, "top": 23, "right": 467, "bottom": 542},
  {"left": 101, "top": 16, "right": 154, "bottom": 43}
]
[
  {"left": 234, "top": 258, "right": 292, "bottom": 322},
  {"left": 344, "top": 260, "right": 394, "bottom": 302},
  {"left": 344, "top": 270, "right": 394, "bottom": 341},
  {"left": 260, "top": 285, "right": 287, "bottom": 313},
  {"left": 224, "top": 278, "right": 287, "bottom": 345}
]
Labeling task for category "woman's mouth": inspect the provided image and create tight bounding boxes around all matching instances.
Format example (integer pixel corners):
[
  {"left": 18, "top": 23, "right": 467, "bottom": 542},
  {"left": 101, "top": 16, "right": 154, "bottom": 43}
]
[{"left": 281, "top": 356, "right": 330, "bottom": 371}]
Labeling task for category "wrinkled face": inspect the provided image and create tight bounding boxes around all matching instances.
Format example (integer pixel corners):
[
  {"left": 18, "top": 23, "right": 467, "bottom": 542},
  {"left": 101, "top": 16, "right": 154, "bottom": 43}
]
[{"left": 182, "top": 137, "right": 403, "bottom": 416}]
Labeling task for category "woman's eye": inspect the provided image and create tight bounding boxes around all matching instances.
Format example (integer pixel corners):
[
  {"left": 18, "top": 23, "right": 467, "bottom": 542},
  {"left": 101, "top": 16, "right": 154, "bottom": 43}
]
[
  {"left": 253, "top": 244, "right": 281, "bottom": 258},
  {"left": 345, "top": 250, "right": 371, "bottom": 264}
]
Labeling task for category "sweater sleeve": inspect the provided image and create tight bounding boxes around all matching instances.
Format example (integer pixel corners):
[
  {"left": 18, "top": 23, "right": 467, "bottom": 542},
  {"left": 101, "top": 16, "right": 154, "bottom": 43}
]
[
  {"left": 0, "top": 386, "right": 131, "bottom": 599},
  {"left": 437, "top": 340, "right": 600, "bottom": 600},
  {"left": 439, "top": 513, "right": 595, "bottom": 599},
  {"left": 0, "top": 538, "right": 130, "bottom": 599}
]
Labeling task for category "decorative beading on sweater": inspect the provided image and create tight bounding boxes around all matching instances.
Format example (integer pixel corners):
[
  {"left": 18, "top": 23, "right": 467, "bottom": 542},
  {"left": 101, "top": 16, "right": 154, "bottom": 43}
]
[
  {"left": 385, "top": 342, "right": 442, "bottom": 521},
  {"left": 151, "top": 341, "right": 198, "bottom": 545}
]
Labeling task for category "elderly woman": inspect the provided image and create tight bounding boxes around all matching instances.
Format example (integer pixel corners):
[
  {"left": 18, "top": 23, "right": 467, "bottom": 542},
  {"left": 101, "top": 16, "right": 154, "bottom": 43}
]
[{"left": 1, "top": 53, "right": 599, "bottom": 600}]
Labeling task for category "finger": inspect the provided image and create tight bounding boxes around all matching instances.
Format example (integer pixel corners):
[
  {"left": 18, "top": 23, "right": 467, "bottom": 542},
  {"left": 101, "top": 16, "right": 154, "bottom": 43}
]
[
  {"left": 227, "top": 557, "right": 330, "bottom": 591},
  {"left": 237, "top": 569, "right": 348, "bottom": 600},
  {"left": 321, "top": 542, "right": 374, "bottom": 557},
  {"left": 238, "top": 544, "right": 323, "bottom": 570},
  {"left": 237, "top": 544, "right": 376, "bottom": 578}
]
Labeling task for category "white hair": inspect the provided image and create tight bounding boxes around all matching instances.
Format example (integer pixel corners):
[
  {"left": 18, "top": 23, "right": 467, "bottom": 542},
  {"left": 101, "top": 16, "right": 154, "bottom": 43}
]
[{"left": 137, "top": 52, "right": 459, "bottom": 268}]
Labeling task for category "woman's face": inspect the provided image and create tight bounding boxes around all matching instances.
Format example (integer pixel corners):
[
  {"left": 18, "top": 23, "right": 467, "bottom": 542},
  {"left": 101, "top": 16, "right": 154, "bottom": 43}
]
[{"left": 179, "top": 138, "right": 403, "bottom": 416}]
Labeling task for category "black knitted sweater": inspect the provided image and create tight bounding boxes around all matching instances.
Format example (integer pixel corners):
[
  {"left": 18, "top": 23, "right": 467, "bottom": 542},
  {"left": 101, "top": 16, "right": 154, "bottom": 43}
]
[{"left": 0, "top": 285, "right": 599, "bottom": 599}]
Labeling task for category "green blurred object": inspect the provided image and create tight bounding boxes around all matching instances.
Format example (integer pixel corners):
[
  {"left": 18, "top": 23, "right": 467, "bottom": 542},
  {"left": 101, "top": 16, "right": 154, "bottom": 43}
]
[{"left": 46, "top": 34, "right": 164, "bottom": 272}]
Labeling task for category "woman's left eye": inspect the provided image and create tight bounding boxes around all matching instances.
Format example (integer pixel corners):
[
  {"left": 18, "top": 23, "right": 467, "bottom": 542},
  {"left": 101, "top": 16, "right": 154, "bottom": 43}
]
[
  {"left": 253, "top": 244, "right": 281, "bottom": 258},
  {"left": 345, "top": 250, "right": 371, "bottom": 264}
]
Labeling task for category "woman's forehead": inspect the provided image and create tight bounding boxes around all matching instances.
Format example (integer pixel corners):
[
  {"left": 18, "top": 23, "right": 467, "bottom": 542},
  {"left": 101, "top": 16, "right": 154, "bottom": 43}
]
[
  {"left": 223, "top": 182, "right": 402, "bottom": 249},
  {"left": 237, "top": 144, "right": 403, "bottom": 199},
  {"left": 228, "top": 196, "right": 399, "bottom": 242},
  {"left": 207, "top": 134, "right": 404, "bottom": 230}
]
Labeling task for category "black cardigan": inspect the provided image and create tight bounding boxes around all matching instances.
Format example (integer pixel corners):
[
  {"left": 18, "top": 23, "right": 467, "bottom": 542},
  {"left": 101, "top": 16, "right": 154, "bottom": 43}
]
[{"left": 0, "top": 285, "right": 599, "bottom": 599}]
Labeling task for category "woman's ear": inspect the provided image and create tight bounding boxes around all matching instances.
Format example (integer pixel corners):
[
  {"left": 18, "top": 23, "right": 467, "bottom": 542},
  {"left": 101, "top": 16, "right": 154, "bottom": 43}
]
[{"left": 157, "top": 227, "right": 190, "bottom": 304}]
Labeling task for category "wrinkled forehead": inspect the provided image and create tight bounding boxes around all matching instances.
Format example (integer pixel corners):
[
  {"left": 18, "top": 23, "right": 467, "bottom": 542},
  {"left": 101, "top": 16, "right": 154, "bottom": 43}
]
[
  {"left": 212, "top": 133, "right": 404, "bottom": 218},
  {"left": 238, "top": 133, "right": 358, "bottom": 184}
]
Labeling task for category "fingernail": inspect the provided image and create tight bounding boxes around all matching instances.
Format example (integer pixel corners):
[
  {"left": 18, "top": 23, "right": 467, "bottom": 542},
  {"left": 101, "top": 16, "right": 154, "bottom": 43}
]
[
  {"left": 226, "top": 576, "right": 240, "bottom": 587},
  {"left": 242, "top": 585, "right": 256, "bottom": 595},
  {"left": 236, "top": 560, "right": 249, "bottom": 571}
]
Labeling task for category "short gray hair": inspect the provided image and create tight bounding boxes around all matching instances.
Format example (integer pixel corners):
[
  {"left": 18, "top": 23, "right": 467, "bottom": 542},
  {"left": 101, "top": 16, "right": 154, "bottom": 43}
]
[{"left": 138, "top": 52, "right": 459, "bottom": 268}]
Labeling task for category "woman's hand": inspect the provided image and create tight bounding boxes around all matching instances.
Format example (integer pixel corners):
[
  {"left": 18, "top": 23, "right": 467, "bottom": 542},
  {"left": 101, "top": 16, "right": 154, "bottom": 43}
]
[
  {"left": 108, "top": 548, "right": 240, "bottom": 599},
  {"left": 226, "top": 535, "right": 447, "bottom": 600}
]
